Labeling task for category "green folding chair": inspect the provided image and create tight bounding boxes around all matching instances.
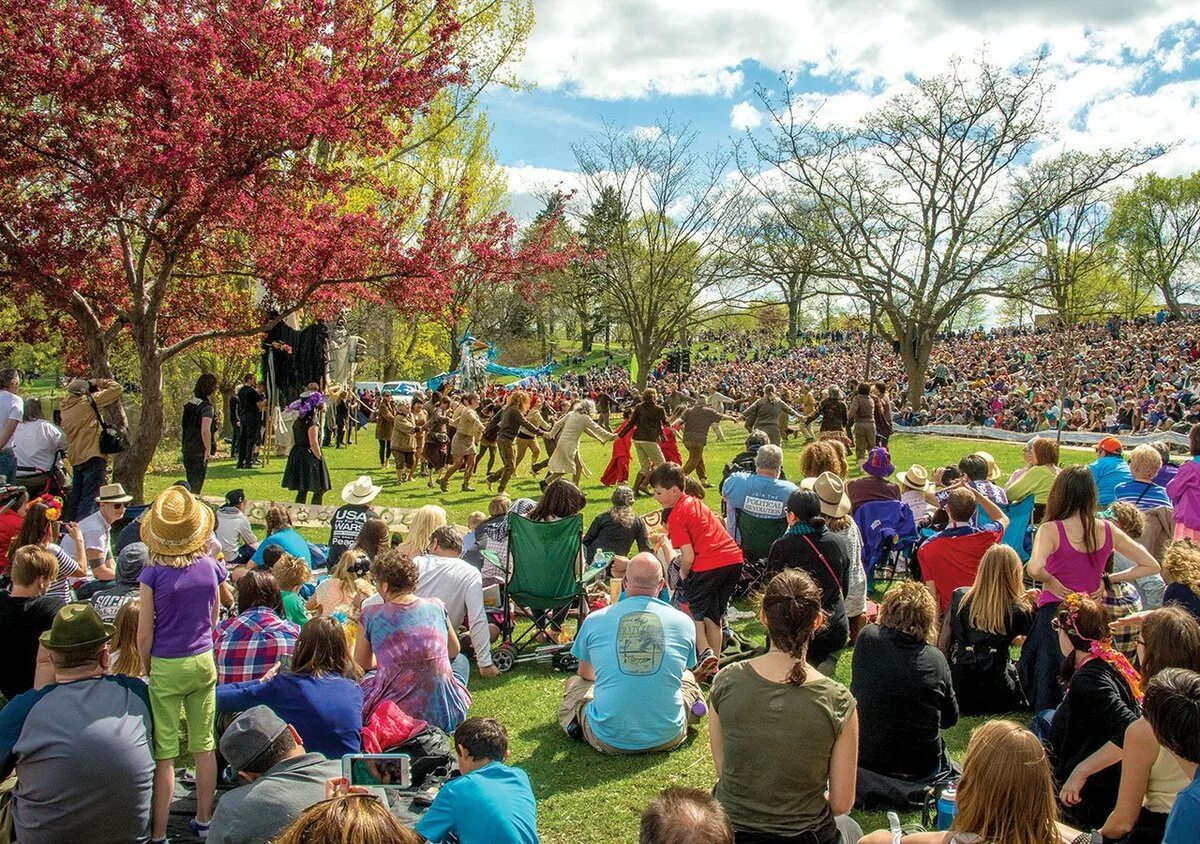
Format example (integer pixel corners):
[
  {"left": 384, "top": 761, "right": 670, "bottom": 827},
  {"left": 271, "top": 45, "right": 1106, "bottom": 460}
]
[
  {"left": 491, "top": 513, "right": 601, "bottom": 672},
  {"left": 734, "top": 509, "right": 788, "bottom": 599}
]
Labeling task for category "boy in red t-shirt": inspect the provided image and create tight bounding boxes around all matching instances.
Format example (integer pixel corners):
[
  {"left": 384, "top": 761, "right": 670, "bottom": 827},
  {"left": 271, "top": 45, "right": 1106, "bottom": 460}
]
[{"left": 650, "top": 463, "right": 743, "bottom": 679}]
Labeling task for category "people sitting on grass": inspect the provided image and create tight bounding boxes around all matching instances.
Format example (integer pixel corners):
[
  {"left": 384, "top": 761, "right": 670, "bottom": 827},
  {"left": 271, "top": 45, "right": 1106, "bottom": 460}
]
[
  {"left": 1109, "top": 500, "right": 1167, "bottom": 610},
  {"left": 1041, "top": 594, "right": 1142, "bottom": 829},
  {"left": 719, "top": 443, "right": 796, "bottom": 540},
  {"left": 137, "top": 484, "right": 227, "bottom": 842},
  {"left": 1166, "top": 423, "right": 1200, "bottom": 543},
  {"left": 0, "top": 546, "right": 64, "bottom": 700},
  {"left": 1004, "top": 435, "right": 1061, "bottom": 521},
  {"left": 207, "top": 705, "right": 382, "bottom": 844},
  {"left": 1142, "top": 667, "right": 1200, "bottom": 841},
  {"left": 214, "top": 569, "right": 301, "bottom": 684},
  {"left": 1161, "top": 539, "right": 1200, "bottom": 619},
  {"left": 328, "top": 475, "right": 382, "bottom": 567},
  {"left": 640, "top": 788, "right": 734, "bottom": 844},
  {"left": 845, "top": 446, "right": 900, "bottom": 513},
  {"left": 272, "top": 552, "right": 312, "bottom": 624},
  {"left": 364, "top": 524, "right": 499, "bottom": 682},
  {"left": 1098, "top": 606, "right": 1200, "bottom": 842},
  {"left": 89, "top": 540, "right": 146, "bottom": 624},
  {"left": 851, "top": 580, "right": 959, "bottom": 806},
  {"left": 218, "top": 615, "right": 364, "bottom": 760},
  {"left": 1020, "top": 466, "right": 1161, "bottom": 714},
  {"left": 559, "top": 552, "right": 704, "bottom": 755},
  {"left": 583, "top": 485, "right": 652, "bottom": 571},
  {"left": 356, "top": 547, "right": 471, "bottom": 733},
  {"left": 938, "top": 544, "right": 1035, "bottom": 716},
  {"left": 12, "top": 495, "right": 85, "bottom": 602},
  {"left": 0, "top": 603, "right": 154, "bottom": 844},
  {"left": 766, "top": 489, "right": 851, "bottom": 675},
  {"left": 60, "top": 482, "right": 127, "bottom": 596},
  {"left": 1090, "top": 436, "right": 1134, "bottom": 508},
  {"left": 251, "top": 505, "right": 312, "bottom": 566},
  {"left": 415, "top": 717, "right": 539, "bottom": 844},
  {"left": 709, "top": 569, "right": 862, "bottom": 843},
  {"left": 651, "top": 462, "right": 744, "bottom": 679},
  {"left": 1115, "top": 444, "right": 1174, "bottom": 511},
  {"left": 917, "top": 480, "right": 1010, "bottom": 614},
  {"left": 216, "top": 488, "right": 259, "bottom": 566},
  {"left": 859, "top": 720, "right": 1075, "bottom": 844}
]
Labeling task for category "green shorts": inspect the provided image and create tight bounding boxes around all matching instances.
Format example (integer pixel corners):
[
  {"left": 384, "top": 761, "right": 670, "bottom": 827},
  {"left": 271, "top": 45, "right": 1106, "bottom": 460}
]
[{"left": 148, "top": 651, "right": 218, "bottom": 760}]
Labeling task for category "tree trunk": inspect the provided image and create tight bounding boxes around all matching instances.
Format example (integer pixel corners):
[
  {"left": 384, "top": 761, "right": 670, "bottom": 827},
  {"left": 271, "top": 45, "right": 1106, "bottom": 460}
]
[
  {"left": 112, "top": 346, "right": 165, "bottom": 504},
  {"left": 787, "top": 297, "right": 800, "bottom": 346},
  {"left": 898, "top": 328, "right": 933, "bottom": 411},
  {"left": 1161, "top": 280, "right": 1182, "bottom": 317}
]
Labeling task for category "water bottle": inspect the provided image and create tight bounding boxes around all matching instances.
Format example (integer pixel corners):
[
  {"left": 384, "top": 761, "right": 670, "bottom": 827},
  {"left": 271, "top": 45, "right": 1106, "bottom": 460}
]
[
  {"left": 936, "top": 784, "right": 958, "bottom": 831},
  {"left": 591, "top": 548, "right": 606, "bottom": 571}
]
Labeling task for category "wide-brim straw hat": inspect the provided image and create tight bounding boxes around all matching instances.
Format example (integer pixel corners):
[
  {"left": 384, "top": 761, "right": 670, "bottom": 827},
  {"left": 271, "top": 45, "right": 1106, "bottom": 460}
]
[
  {"left": 342, "top": 475, "right": 382, "bottom": 506},
  {"left": 973, "top": 451, "right": 1002, "bottom": 481},
  {"left": 140, "top": 485, "right": 214, "bottom": 558},
  {"left": 897, "top": 464, "right": 932, "bottom": 491},
  {"left": 799, "top": 472, "right": 851, "bottom": 519}
]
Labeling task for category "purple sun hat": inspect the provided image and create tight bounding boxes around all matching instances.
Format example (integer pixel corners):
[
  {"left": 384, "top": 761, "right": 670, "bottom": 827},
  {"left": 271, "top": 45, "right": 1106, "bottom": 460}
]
[{"left": 862, "top": 447, "right": 895, "bottom": 478}]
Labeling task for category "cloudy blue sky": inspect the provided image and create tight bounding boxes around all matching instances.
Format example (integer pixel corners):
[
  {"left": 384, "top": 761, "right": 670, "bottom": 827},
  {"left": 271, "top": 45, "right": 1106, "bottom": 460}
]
[{"left": 483, "top": 0, "right": 1200, "bottom": 219}]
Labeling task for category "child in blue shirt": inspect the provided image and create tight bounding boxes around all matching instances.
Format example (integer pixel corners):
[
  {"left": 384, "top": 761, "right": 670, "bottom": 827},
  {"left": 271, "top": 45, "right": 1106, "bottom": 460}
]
[{"left": 415, "top": 717, "right": 538, "bottom": 844}]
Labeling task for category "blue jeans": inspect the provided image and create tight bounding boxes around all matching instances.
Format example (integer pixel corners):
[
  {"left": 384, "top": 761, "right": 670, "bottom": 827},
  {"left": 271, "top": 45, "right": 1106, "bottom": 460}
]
[
  {"left": 1030, "top": 708, "right": 1057, "bottom": 743},
  {"left": 451, "top": 653, "right": 470, "bottom": 687},
  {"left": 66, "top": 456, "right": 107, "bottom": 521},
  {"left": 0, "top": 450, "right": 14, "bottom": 484}
]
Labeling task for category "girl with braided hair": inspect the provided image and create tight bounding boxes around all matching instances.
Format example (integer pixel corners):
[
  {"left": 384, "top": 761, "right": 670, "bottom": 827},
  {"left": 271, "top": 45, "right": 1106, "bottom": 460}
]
[{"left": 708, "top": 569, "right": 862, "bottom": 843}]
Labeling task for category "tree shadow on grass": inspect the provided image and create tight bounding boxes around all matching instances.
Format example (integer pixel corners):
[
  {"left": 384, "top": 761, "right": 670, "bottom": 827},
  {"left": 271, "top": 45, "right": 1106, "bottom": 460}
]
[{"left": 515, "top": 719, "right": 703, "bottom": 799}]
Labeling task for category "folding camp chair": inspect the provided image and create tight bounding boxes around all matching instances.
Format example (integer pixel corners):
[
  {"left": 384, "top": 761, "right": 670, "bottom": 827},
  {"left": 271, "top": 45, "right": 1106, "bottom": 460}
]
[
  {"left": 733, "top": 509, "right": 787, "bottom": 599},
  {"left": 999, "top": 495, "right": 1036, "bottom": 563},
  {"left": 490, "top": 514, "right": 602, "bottom": 672},
  {"left": 853, "top": 500, "right": 918, "bottom": 590}
]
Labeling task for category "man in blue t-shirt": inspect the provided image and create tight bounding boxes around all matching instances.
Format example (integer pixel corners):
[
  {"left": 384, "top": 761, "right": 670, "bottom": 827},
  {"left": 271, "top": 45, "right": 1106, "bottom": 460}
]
[
  {"left": 416, "top": 717, "right": 538, "bottom": 844},
  {"left": 1144, "top": 668, "right": 1200, "bottom": 843},
  {"left": 719, "top": 444, "right": 796, "bottom": 539},
  {"left": 1089, "top": 437, "right": 1133, "bottom": 507},
  {"left": 559, "top": 554, "right": 703, "bottom": 754}
]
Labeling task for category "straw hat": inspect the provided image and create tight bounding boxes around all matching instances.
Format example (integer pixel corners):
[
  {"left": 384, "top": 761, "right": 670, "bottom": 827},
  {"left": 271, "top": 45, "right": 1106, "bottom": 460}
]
[
  {"left": 973, "top": 451, "right": 1001, "bottom": 481},
  {"left": 341, "top": 475, "right": 382, "bottom": 506},
  {"left": 140, "top": 485, "right": 214, "bottom": 558},
  {"left": 896, "top": 464, "right": 932, "bottom": 492},
  {"left": 799, "top": 472, "right": 851, "bottom": 519}
]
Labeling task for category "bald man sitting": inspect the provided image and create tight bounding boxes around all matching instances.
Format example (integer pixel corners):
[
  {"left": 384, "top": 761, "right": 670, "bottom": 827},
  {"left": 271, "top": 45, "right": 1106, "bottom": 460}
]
[{"left": 558, "top": 553, "right": 705, "bottom": 755}]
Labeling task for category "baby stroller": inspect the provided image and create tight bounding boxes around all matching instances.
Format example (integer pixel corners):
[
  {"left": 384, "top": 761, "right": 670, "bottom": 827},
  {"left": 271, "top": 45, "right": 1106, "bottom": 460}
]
[{"left": 490, "top": 513, "right": 603, "bottom": 673}]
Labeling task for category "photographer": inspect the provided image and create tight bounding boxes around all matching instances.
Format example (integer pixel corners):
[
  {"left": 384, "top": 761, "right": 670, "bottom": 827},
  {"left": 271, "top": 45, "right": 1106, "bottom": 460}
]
[{"left": 59, "top": 376, "right": 123, "bottom": 521}]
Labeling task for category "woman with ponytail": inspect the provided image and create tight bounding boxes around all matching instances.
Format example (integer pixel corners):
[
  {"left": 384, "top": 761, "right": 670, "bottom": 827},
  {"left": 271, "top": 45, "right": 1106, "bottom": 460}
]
[{"left": 709, "top": 568, "right": 862, "bottom": 843}]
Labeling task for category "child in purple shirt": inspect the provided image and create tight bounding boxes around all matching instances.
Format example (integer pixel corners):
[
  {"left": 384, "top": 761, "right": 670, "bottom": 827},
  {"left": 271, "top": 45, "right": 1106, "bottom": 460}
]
[{"left": 137, "top": 488, "right": 226, "bottom": 843}]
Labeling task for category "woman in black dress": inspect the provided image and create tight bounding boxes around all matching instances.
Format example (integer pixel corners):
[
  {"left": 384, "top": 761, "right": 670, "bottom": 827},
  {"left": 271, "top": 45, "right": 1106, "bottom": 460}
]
[
  {"left": 283, "top": 391, "right": 331, "bottom": 505},
  {"left": 939, "top": 544, "right": 1036, "bottom": 715}
]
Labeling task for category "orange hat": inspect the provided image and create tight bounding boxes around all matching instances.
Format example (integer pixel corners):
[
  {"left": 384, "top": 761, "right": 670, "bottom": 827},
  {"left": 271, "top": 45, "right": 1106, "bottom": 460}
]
[{"left": 1097, "top": 436, "right": 1122, "bottom": 455}]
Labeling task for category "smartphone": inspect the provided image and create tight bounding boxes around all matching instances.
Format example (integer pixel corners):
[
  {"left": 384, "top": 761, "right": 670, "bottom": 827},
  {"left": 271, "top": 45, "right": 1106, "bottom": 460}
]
[{"left": 341, "top": 753, "right": 411, "bottom": 789}]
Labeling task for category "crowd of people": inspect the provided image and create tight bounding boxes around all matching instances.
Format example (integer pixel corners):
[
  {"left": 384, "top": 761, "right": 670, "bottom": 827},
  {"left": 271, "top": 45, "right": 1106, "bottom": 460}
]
[{"left": 2, "top": 309, "right": 1200, "bottom": 842}]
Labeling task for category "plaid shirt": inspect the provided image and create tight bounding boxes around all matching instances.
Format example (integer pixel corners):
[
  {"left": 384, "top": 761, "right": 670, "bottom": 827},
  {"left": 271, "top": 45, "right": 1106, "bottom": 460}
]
[
  {"left": 1103, "top": 582, "right": 1143, "bottom": 659},
  {"left": 213, "top": 607, "right": 300, "bottom": 684}
]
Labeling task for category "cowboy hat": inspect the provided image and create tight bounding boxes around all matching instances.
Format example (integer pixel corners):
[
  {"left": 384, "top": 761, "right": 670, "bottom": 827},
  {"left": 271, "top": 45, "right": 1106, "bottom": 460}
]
[
  {"left": 96, "top": 483, "right": 133, "bottom": 504},
  {"left": 973, "top": 451, "right": 1002, "bottom": 481},
  {"left": 140, "top": 485, "right": 214, "bottom": 558},
  {"left": 897, "top": 464, "right": 932, "bottom": 492},
  {"left": 342, "top": 475, "right": 382, "bottom": 506},
  {"left": 40, "top": 602, "right": 114, "bottom": 651},
  {"left": 799, "top": 472, "right": 851, "bottom": 519}
]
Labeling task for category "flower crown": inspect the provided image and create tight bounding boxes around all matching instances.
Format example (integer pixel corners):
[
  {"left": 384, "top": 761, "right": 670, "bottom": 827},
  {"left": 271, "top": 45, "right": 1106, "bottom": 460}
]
[
  {"left": 286, "top": 391, "right": 326, "bottom": 416},
  {"left": 1059, "top": 592, "right": 1143, "bottom": 702},
  {"left": 33, "top": 494, "right": 63, "bottom": 522}
]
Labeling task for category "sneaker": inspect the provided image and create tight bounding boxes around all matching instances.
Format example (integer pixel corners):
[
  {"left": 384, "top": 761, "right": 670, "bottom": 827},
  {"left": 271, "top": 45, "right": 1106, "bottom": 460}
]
[
  {"left": 693, "top": 648, "right": 719, "bottom": 681},
  {"left": 188, "top": 818, "right": 210, "bottom": 839}
]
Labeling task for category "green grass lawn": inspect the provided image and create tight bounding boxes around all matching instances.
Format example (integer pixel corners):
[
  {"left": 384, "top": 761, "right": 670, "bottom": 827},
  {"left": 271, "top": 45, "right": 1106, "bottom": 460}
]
[{"left": 148, "top": 429, "right": 1088, "bottom": 842}]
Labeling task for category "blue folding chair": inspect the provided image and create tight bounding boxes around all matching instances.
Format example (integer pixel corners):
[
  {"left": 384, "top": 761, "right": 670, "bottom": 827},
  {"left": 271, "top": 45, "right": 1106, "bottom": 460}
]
[{"left": 999, "top": 495, "right": 1036, "bottom": 562}]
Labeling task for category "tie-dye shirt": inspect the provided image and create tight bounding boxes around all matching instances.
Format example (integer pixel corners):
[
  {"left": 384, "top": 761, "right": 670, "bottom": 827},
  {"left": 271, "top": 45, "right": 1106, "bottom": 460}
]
[{"left": 359, "top": 597, "right": 470, "bottom": 731}]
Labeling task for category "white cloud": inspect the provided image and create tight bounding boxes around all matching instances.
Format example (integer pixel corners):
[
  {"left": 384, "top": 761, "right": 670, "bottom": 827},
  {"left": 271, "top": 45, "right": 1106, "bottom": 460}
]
[
  {"left": 631, "top": 125, "right": 664, "bottom": 141},
  {"left": 502, "top": 164, "right": 586, "bottom": 222},
  {"left": 518, "top": 1, "right": 1195, "bottom": 99},
  {"left": 729, "top": 100, "right": 764, "bottom": 131}
]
